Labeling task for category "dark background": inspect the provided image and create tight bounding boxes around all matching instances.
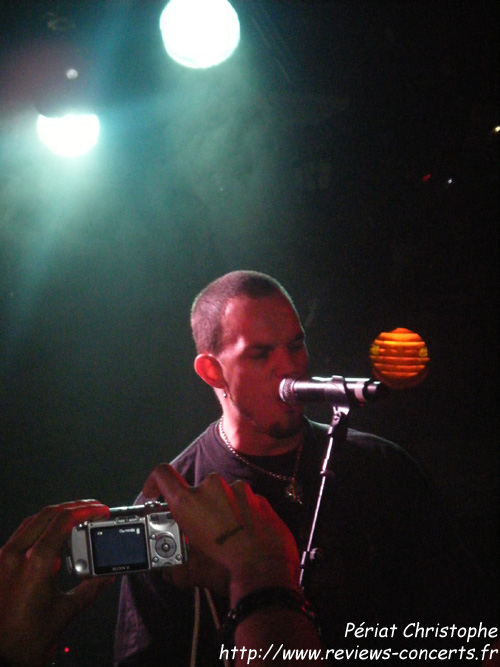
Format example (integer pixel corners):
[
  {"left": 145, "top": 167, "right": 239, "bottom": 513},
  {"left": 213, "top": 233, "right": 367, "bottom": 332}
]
[{"left": 1, "top": 1, "right": 498, "bottom": 664}]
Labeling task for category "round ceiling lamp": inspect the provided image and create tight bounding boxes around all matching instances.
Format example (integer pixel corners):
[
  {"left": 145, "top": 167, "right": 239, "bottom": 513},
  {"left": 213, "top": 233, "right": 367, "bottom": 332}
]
[
  {"left": 159, "top": 0, "right": 240, "bottom": 69},
  {"left": 37, "top": 113, "right": 100, "bottom": 157}
]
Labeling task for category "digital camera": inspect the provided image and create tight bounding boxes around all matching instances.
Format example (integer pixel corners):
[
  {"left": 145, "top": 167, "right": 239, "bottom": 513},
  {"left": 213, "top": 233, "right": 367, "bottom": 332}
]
[{"left": 67, "top": 501, "right": 187, "bottom": 577}]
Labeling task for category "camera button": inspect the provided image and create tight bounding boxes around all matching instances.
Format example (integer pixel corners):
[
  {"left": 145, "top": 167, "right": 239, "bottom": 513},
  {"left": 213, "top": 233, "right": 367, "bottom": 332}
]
[{"left": 155, "top": 534, "right": 176, "bottom": 559}]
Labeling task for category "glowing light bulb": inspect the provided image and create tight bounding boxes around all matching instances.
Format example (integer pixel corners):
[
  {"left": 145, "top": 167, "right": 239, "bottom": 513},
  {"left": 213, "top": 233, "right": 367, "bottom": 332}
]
[
  {"left": 159, "top": 0, "right": 240, "bottom": 69},
  {"left": 37, "top": 113, "right": 100, "bottom": 157},
  {"left": 370, "top": 328, "right": 429, "bottom": 389}
]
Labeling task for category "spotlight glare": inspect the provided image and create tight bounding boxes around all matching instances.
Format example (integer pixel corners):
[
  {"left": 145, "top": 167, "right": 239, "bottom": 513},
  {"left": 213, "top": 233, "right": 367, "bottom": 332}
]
[
  {"left": 159, "top": 0, "right": 240, "bottom": 69},
  {"left": 37, "top": 113, "right": 100, "bottom": 157}
]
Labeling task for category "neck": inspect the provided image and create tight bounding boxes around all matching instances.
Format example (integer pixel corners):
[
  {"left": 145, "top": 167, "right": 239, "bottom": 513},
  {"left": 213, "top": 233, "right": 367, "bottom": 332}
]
[{"left": 219, "top": 416, "right": 305, "bottom": 457}]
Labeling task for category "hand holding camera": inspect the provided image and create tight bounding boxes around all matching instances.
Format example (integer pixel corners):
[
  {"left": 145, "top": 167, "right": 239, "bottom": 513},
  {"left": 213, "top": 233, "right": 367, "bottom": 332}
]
[{"left": 0, "top": 500, "right": 111, "bottom": 667}]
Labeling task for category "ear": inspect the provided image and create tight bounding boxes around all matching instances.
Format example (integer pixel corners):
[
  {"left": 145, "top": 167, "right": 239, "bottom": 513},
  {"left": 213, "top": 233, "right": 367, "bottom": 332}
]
[{"left": 194, "top": 354, "right": 225, "bottom": 389}]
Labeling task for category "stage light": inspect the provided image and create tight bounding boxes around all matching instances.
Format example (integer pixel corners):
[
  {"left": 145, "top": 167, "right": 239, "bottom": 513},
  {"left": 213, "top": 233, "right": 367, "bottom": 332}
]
[
  {"left": 159, "top": 0, "right": 240, "bottom": 69},
  {"left": 370, "top": 328, "right": 429, "bottom": 389},
  {"left": 37, "top": 113, "right": 100, "bottom": 157}
]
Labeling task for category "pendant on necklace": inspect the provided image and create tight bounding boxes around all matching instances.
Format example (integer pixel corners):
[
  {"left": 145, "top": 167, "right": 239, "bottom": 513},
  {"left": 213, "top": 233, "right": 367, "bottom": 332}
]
[{"left": 285, "top": 479, "right": 303, "bottom": 504}]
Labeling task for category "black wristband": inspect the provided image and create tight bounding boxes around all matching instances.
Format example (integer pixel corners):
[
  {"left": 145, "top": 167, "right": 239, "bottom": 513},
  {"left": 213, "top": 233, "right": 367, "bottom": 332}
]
[{"left": 222, "top": 586, "right": 318, "bottom": 643}]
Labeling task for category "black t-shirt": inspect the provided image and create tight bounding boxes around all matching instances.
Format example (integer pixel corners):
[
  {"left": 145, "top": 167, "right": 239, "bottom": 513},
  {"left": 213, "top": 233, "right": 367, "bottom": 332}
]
[{"left": 114, "top": 420, "right": 489, "bottom": 666}]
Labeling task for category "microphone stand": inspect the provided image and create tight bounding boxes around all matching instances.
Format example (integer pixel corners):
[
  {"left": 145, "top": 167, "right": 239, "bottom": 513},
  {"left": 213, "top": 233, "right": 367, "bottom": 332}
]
[{"left": 299, "top": 376, "right": 351, "bottom": 589}]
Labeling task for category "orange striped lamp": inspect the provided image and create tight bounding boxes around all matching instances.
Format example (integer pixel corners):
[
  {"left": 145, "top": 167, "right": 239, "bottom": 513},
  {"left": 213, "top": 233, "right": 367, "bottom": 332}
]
[{"left": 370, "top": 328, "right": 429, "bottom": 389}]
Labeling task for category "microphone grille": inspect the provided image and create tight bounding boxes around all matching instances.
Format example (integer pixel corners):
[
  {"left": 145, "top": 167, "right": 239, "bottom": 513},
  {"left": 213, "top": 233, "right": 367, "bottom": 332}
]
[{"left": 279, "top": 378, "right": 296, "bottom": 403}]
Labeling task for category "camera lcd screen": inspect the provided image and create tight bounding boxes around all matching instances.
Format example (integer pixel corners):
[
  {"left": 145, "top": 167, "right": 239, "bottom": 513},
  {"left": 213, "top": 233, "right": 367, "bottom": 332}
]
[{"left": 90, "top": 523, "right": 148, "bottom": 575}]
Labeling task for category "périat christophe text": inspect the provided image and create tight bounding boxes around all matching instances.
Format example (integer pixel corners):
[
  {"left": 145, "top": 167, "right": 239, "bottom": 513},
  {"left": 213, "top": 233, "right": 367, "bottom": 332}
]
[{"left": 345, "top": 621, "right": 497, "bottom": 643}]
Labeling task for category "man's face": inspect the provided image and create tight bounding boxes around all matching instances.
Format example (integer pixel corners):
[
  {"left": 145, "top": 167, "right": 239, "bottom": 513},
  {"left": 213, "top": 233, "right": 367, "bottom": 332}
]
[{"left": 216, "top": 292, "right": 309, "bottom": 439}]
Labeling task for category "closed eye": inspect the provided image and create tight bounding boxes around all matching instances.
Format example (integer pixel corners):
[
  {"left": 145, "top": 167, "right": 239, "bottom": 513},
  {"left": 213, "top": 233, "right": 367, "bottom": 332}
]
[{"left": 246, "top": 346, "right": 272, "bottom": 360}]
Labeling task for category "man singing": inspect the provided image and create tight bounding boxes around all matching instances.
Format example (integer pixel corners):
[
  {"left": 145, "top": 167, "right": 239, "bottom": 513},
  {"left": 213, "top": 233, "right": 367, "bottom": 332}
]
[{"left": 115, "top": 270, "right": 486, "bottom": 666}]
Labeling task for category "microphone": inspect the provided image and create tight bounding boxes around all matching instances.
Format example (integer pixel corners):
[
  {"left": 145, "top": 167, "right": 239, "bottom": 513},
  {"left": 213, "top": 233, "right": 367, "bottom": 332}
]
[{"left": 279, "top": 376, "right": 389, "bottom": 406}]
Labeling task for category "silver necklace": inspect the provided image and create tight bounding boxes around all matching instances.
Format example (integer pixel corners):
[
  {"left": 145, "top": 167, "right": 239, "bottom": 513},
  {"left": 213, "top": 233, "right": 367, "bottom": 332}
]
[{"left": 218, "top": 418, "right": 304, "bottom": 504}]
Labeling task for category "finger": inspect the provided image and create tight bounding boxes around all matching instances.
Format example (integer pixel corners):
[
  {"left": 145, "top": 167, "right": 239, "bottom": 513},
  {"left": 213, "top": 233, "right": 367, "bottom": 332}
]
[
  {"left": 200, "top": 473, "right": 244, "bottom": 525},
  {"left": 229, "top": 480, "right": 261, "bottom": 526},
  {"left": 143, "top": 464, "right": 189, "bottom": 505},
  {"left": 5, "top": 501, "right": 108, "bottom": 556},
  {"left": 3, "top": 507, "right": 60, "bottom": 555},
  {"left": 26, "top": 503, "right": 109, "bottom": 570},
  {"left": 2, "top": 514, "right": 37, "bottom": 549},
  {"left": 144, "top": 467, "right": 244, "bottom": 548},
  {"left": 42, "top": 503, "right": 109, "bottom": 552},
  {"left": 227, "top": 483, "right": 296, "bottom": 552},
  {"left": 65, "top": 501, "right": 110, "bottom": 526}
]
